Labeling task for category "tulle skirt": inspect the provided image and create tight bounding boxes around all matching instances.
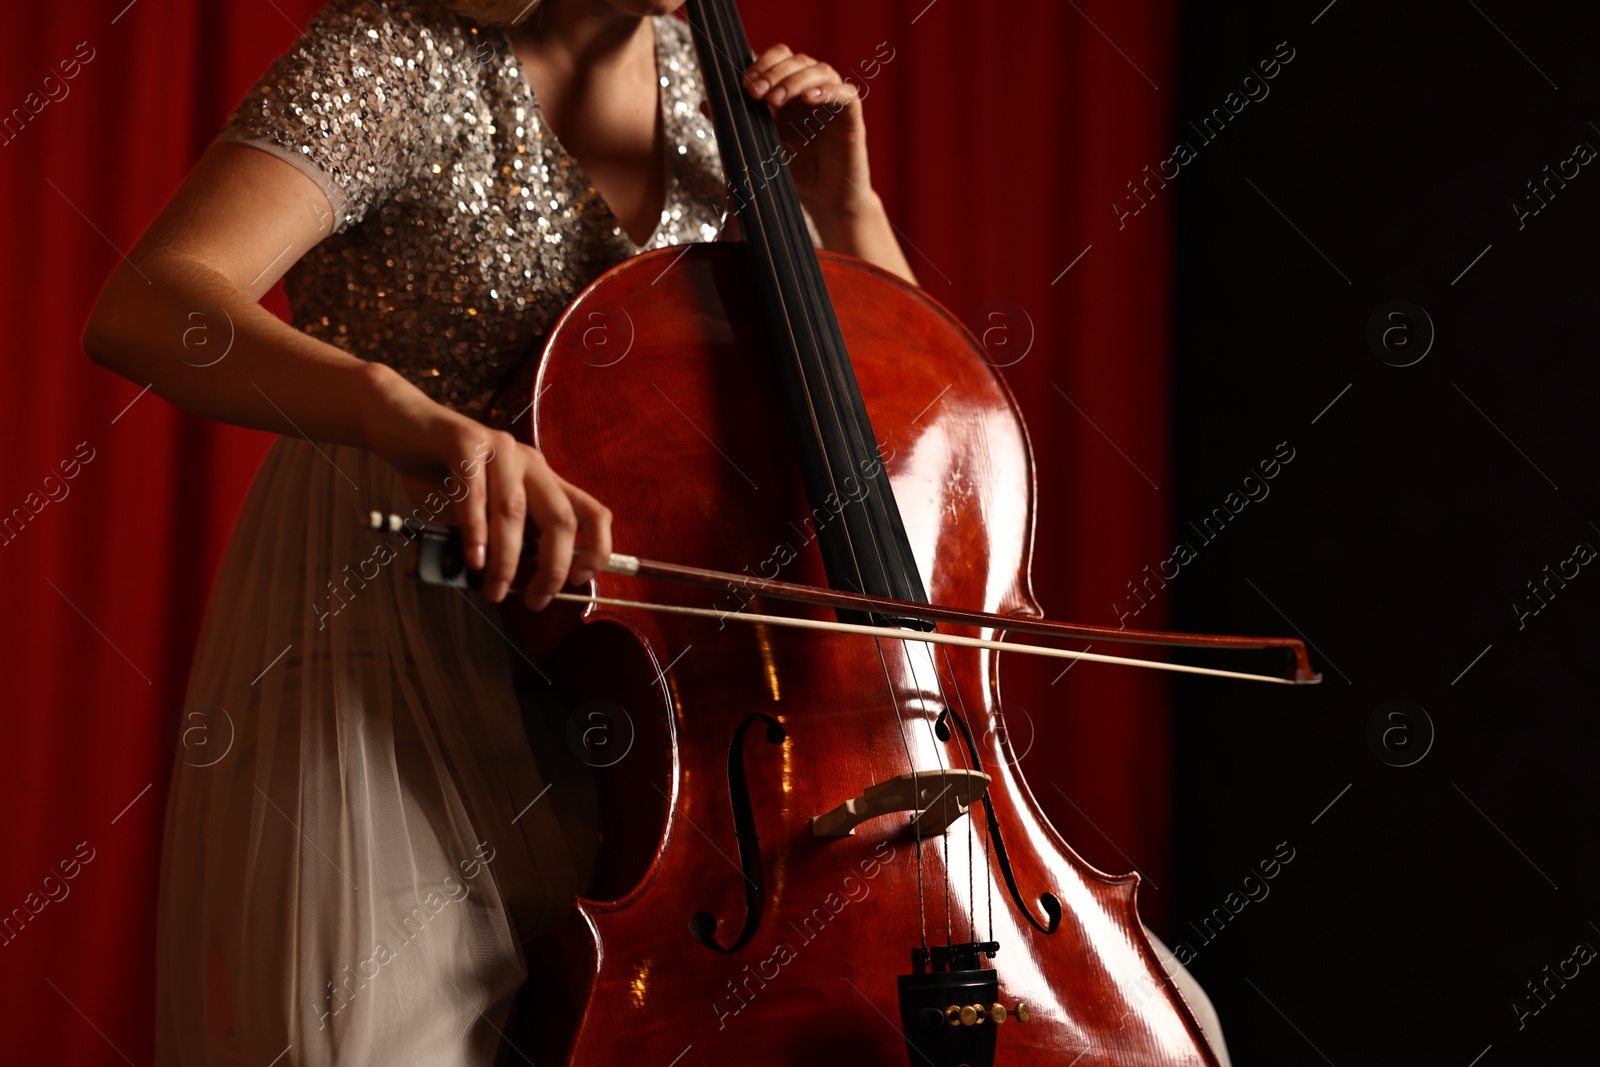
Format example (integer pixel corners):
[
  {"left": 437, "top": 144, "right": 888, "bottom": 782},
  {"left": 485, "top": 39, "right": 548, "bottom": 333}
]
[
  {"left": 154, "top": 436, "right": 595, "bottom": 1067},
  {"left": 152, "top": 437, "right": 1231, "bottom": 1067}
]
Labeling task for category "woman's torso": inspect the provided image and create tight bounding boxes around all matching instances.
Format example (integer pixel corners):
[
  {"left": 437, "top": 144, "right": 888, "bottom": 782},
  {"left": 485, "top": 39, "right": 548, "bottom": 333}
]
[{"left": 243, "top": 5, "right": 727, "bottom": 419}]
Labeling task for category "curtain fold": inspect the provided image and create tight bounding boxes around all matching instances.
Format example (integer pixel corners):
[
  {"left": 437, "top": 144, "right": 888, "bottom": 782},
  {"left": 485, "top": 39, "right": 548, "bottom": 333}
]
[{"left": 0, "top": 2, "right": 1174, "bottom": 1061}]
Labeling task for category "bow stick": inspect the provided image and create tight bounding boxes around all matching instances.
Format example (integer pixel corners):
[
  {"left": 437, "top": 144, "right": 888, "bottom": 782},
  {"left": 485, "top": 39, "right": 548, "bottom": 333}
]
[{"left": 369, "top": 513, "right": 1321, "bottom": 686}]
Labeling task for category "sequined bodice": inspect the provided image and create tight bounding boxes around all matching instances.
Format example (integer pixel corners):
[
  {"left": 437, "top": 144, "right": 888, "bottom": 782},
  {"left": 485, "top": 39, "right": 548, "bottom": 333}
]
[{"left": 218, "top": 0, "right": 726, "bottom": 418}]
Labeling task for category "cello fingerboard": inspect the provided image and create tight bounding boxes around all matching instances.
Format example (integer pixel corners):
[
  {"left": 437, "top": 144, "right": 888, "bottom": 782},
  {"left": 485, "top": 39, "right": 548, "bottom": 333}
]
[{"left": 686, "top": 0, "right": 931, "bottom": 614}]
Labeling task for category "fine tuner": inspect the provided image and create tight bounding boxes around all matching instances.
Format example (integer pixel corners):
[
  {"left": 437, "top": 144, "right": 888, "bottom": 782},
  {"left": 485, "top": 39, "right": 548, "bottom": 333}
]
[{"left": 928, "top": 1001, "right": 1032, "bottom": 1028}]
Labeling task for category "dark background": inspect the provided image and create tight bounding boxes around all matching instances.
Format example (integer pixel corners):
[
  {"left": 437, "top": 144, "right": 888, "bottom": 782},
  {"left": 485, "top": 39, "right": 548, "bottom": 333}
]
[{"left": 1169, "top": 2, "right": 1599, "bottom": 1063}]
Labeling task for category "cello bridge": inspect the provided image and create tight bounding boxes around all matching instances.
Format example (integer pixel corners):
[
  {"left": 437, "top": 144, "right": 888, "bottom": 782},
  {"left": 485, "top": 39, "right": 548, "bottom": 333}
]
[{"left": 809, "top": 768, "right": 991, "bottom": 838}]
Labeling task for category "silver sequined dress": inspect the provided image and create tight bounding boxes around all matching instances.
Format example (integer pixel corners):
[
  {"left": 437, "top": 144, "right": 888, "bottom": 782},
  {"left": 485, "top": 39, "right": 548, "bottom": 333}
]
[{"left": 154, "top": 3, "right": 726, "bottom": 1064}]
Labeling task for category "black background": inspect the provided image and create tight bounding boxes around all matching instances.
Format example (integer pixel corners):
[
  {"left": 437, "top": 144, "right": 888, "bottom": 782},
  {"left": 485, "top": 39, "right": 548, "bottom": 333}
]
[{"left": 1168, "top": 2, "right": 1598, "bottom": 1063}]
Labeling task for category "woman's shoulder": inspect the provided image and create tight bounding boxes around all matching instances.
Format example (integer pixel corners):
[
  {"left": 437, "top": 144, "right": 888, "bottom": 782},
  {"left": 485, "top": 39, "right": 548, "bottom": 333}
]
[
  {"left": 218, "top": 0, "right": 483, "bottom": 231},
  {"left": 241, "top": 0, "right": 480, "bottom": 99},
  {"left": 275, "top": 0, "right": 484, "bottom": 88}
]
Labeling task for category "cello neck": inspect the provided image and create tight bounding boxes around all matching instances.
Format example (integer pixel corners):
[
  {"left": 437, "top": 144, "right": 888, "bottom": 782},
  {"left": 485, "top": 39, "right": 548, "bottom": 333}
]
[{"left": 686, "top": 0, "right": 929, "bottom": 611}]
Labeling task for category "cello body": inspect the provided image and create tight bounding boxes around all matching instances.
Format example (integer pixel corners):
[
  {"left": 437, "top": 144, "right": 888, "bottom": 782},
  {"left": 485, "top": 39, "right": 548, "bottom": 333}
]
[{"left": 504, "top": 243, "right": 1218, "bottom": 1066}]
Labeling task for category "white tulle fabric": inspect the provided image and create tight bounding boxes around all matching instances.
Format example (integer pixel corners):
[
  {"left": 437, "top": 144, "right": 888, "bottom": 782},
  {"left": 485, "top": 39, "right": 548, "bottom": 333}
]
[{"left": 155, "top": 438, "right": 590, "bottom": 1066}]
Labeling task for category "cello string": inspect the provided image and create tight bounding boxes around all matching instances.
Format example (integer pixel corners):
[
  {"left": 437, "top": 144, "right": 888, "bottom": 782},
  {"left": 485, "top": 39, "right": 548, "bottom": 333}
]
[
  {"left": 934, "top": 758, "right": 947, "bottom": 953},
  {"left": 692, "top": 0, "right": 940, "bottom": 941},
  {"left": 694, "top": 0, "right": 940, "bottom": 940},
  {"left": 692, "top": 0, "right": 917, "bottom": 775},
  {"left": 691, "top": 0, "right": 900, "bottom": 630},
  {"left": 693, "top": 0, "right": 942, "bottom": 763},
  {"left": 868, "top": 630, "right": 929, "bottom": 953},
  {"left": 691, "top": 25, "right": 994, "bottom": 962},
  {"left": 724, "top": 39, "right": 973, "bottom": 947},
  {"left": 896, "top": 629, "right": 990, "bottom": 948},
  {"left": 893, "top": 637, "right": 961, "bottom": 948},
  {"left": 694, "top": 0, "right": 938, "bottom": 756},
  {"left": 702, "top": 0, "right": 911, "bottom": 608},
  {"left": 693, "top": 0, "right": 897, "bottom": 608},
  {"left": 929, "top": 639, "right": 991, "bottom": 946},
  {"left": 936, "top": 643, "right": 977, "bottom": 947}
]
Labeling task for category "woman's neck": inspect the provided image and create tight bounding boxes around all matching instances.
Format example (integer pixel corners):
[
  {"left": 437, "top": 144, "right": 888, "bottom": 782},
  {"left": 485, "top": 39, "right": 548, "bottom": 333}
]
[{"left": 511, "top": 0, "right": 653, "bottom": 73}]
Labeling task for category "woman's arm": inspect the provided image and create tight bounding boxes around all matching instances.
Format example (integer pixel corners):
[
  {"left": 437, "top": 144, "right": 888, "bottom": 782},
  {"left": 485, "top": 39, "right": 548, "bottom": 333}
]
[
  {"left": 83, "top": 143, "right": 611, "bottom": 609},
  {"left": 805, "top": 189, "right": 918, "bottom": 287},
  {"left": 84, "top": 142, "right": 397, "bottom": 446}
]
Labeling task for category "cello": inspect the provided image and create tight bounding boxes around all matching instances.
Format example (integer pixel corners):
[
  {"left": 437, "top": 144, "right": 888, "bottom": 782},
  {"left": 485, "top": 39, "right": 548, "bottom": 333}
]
[{"left": 381, "top": 0, "right": 1319, "bottom": 1062}]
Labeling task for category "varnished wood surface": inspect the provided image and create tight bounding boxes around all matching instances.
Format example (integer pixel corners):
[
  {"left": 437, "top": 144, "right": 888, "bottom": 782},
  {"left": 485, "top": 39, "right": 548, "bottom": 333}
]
[{"left": 513, "top": 245, "right": 1218, "bottom": 1066}]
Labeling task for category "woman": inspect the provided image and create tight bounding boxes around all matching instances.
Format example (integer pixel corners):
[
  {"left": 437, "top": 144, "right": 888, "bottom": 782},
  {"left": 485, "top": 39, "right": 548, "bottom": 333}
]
[{"left": 84, "top": 1, "right": 1226, "bottom": 1063}]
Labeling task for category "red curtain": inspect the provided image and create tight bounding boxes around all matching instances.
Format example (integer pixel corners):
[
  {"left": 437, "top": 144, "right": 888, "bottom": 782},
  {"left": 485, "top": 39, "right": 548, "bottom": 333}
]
[{"left": 0, "top": 1, "right": 1173, "bottom": 1061}]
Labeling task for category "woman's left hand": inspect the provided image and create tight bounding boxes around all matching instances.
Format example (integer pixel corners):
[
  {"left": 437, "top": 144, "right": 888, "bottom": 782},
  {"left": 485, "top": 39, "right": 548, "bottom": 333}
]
[
  {"left": 735, "top": 44, "right": 919, "bottom": 287},
  {"left": 743, "top": 45, "right": 872, "bottom": 224}
]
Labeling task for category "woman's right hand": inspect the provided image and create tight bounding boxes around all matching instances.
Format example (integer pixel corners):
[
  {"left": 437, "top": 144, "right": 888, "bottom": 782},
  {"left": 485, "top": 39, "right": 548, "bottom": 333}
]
[
  {"left": 361, "top": 365, "right": 612, "bottom": 609},
  {"left": 81, "top": 134, "right": 611, "bottom": 610}
]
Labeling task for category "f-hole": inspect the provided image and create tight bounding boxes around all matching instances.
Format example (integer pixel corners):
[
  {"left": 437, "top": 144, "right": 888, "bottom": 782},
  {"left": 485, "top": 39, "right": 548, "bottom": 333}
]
[{"left": 689, "top": 712, "right": 786, "bottom": 953}]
